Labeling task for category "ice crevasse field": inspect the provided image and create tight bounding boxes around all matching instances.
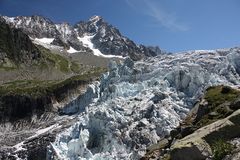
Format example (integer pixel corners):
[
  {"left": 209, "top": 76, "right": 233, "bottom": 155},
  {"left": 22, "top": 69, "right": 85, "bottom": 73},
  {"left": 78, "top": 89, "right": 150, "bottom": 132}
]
[{"left": 48, "top": 48, "right": 240, "bottom": 160}]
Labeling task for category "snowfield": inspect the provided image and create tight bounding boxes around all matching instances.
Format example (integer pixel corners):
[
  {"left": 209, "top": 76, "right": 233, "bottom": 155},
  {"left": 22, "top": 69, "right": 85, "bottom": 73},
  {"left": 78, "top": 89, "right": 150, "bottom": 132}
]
[
  {"left": 48, "top": 48, "right": 240, "bottom": 160},
  {"left": 78, "top": 35, "right": 124, "bottom": 58},
  {"left": 67, "top": 46, "right": 79, "bottom": 54},
  {"left": 34, "top": 38, "right": 55, "bottom": 44}
]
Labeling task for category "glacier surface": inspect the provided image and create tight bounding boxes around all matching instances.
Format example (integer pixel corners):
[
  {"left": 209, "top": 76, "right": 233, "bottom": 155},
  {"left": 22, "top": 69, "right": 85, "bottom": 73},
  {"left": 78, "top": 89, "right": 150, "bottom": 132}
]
[{"left": 48, "top": 48, "right": 240, "bottom": 160}]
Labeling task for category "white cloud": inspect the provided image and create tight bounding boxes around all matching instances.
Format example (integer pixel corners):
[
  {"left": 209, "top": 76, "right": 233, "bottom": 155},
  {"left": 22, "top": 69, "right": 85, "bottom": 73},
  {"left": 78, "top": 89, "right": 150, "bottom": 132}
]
[{"left": 125, "top": 0, "right": 189, "bottom": 31}]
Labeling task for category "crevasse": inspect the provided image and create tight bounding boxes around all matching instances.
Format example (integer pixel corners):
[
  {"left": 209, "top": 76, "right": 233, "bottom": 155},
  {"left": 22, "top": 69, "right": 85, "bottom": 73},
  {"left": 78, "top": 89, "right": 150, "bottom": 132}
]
[{"left": 48, "top": 48, "right": 240, "bottom": 160}]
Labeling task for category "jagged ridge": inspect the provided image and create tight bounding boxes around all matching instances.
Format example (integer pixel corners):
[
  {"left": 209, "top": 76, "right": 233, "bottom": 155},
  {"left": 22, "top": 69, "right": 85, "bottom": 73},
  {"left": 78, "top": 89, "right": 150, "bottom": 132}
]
[{"left": 2, "top": 15, "right": 163, "bottom": 59}]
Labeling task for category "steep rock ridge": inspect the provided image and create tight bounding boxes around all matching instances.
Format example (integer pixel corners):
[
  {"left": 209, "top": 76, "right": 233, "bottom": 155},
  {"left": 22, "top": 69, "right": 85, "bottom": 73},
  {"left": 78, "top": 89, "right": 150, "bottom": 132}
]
[
  {"left": 54, "top": 23, "right": 83, "bottom": 51},
  {"left": 2, "top": 15, "right": 58, "bottom": 38},
  {"left": 75, "top": 16, "right": 159, "bottom": 59},
  {"left": 49, "top": 48, "right": 240, "bottom": 159},
  {"left": 2, "top": 15, "right": 162, "bottom": 58},
  {"left": 2, "top": 15, "right": 90, "bottom": 52},
  {"left": 0, "top": 17, "right": 42, "bottom": 66}
]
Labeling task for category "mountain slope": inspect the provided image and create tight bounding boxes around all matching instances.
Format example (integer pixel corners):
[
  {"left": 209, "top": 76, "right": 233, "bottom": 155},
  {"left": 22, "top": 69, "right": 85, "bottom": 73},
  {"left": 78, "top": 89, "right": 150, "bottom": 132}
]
[
  {"left": 0, "top": 17, "right": 102, "bottom": 83},
  {"left": 0, "top": 17, "right": 42, "bottom": 67},
  {"left": 75, "top": 16, "right": 158, "bottom": 59},
  {"left": 2, "top": 15, "right": 163, "bottom": 59},
  {"left": 2, "top": 15, "right": 90, "bottom": 53}
]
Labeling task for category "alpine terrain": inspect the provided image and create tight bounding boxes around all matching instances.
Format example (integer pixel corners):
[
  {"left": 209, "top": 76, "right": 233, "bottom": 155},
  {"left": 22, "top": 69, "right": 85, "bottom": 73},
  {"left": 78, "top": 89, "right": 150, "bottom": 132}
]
[{"left": 0, "top": 14, "right": 239, "bottom": 160}]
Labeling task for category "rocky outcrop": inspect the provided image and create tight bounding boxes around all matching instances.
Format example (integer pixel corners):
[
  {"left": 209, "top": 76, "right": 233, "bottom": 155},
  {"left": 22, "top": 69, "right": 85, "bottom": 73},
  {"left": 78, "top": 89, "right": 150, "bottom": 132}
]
[
  {"left": 3, "top": 15, "right": 58, "bottom": 38},
  {"left": 170, "top": 109, "right": 240, "bottom": 160},
  {"left": 0, "top": 17, "right": 42, "bottom": 64},
  {"left": 0, "top": 94, "right": 52, "bottom": 122}
]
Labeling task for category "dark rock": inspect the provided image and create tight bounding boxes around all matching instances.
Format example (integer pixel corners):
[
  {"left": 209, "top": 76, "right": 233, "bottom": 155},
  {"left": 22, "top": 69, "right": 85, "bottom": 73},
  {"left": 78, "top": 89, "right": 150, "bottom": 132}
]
[
  {"left": 144, "top": 104, "right": 155, "bottom": 119},
  {"left": 0, "top": 95, "right": 52, "bottom": 122},
  {"left": 221, "top": 86, "right": 232, "bottom": 94},
  {"left": 170, "top": 145, "right": 207, "bottom": 160},
  {"left": 230, "top": 98, "right": 240, "bottom": 110},
  {"left": 180, "top": 126, "right": 194, "bottom": 137},
  {"left": 0, "top": 17, "right": 42, "bottom": 64},
  {"left": 51, "top": 36, "right": 69, "bottom": 49},
  {"left": 151, "top": 91, "right": 167, "bottom": 104}
]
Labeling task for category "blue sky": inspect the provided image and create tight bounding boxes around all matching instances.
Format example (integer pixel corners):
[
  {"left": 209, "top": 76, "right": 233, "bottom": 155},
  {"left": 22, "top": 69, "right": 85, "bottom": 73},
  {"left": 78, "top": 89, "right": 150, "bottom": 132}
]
[{"left": 0, "top": 0, "right": 240, "bottom": 52}]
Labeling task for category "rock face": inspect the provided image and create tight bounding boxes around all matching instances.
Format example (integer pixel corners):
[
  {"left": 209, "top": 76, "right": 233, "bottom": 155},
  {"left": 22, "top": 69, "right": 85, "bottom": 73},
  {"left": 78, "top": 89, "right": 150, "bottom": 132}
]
[
  {"left": 0, "top": 72, "right": 103, "bottom": 159},
  {"left": 48, "top": 48, "right": 240, "bottom": 159},
  {"left": 0, "top": 17, "right": 42, "bottom": 65},
  {"left": 75, "top": 16, "right": 159, "bottom": 59},
  {"left": 2, "top": 15, "right": 90, "bottom": 52},
  {"left": 2, "top": 15, "right": 162, "bottom": 58},
  {"left": 3, "top": 15, "right": 59, "bottom": 38},
  {"left": 170, "top": 109, "right": 240, "bottom": 160},
  {"left": 0, "top": 94, "right": 52, "bottom": 122}
]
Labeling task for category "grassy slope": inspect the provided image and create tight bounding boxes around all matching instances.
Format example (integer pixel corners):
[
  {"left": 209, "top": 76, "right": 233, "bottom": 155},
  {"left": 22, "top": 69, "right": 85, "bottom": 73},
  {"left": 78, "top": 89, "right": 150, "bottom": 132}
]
[
  {"left": 194, "top": 85, "right": 240, "bottom": 129},
  {"left": 0, "top": 67, "right": 106, "bottom": 97},
  {"left": 35, "top": 45, "right": 81, "bottom": 73}
]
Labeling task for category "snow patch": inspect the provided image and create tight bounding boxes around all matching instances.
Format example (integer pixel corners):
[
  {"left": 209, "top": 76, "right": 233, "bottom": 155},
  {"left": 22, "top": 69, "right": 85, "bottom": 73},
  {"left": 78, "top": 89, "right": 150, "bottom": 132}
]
[
  {"left": 34, "top": 38, "right": 54, "bottom": 44},
  {"left": 13, "top": 142, "right": 26, "bottom": 152},
  {"left": 29, "top": 124, "right": 59, "bottom": 139},
  {"left": 3, "top": 16, "right": 15, "bottom": 23},
  {"left": 67, "top": 46, "right": 79, "bottom": 53},
  {"left": 89, "top": 16, "right": 101, "bottom": 22},
  {"left": 78, "top": 35, "right": 123, "bottom": 58},
  {"left": 33, "top": 38, "right": 63, "bottom": 51},
  {"left": 13, "top": 124, "right": 60, "bottom": 153}
]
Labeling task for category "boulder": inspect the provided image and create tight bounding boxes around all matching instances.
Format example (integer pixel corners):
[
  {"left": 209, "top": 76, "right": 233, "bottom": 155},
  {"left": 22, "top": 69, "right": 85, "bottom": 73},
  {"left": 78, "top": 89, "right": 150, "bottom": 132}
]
[{"left": 170, "top": 109, "right": 240, "bottom": 160}]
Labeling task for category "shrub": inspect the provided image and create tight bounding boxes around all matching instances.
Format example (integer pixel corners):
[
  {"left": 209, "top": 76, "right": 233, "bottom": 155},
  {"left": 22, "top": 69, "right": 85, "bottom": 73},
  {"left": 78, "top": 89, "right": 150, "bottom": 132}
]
[
  {"left": 221, "top": 86, "right": 231, "bottom": 94},
  {"left": 212, "top": 139, "right": 233, "bottom": 160}
]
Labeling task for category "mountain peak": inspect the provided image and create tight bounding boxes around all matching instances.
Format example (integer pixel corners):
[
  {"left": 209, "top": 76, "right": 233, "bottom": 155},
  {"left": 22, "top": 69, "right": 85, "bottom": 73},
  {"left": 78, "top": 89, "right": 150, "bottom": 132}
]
[{"left": 89, "top": 15, "right": 103, "bottom": 23}]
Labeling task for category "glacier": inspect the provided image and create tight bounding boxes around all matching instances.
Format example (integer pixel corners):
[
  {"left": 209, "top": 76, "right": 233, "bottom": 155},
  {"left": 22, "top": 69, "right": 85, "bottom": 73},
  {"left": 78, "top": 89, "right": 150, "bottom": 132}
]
[{"left": 48, "top": 48, "right": 240, "bottom": 160}]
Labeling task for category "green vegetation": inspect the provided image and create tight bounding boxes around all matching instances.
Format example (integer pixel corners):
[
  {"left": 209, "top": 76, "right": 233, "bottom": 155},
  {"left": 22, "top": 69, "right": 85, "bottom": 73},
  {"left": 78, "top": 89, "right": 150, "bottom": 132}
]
[
  {"left": 36, "top": 45, "right": 70, "bottom": 73},
  {"left": 194, "top": 85, "right": 240, "bottom": 129},
  {"left": 211, "top": 139, "right": 233, "bottom": 160},
  {"left": 0, "top": 64, "right": 16, "bottom": 71},
  {"left": 70, "top": 61, "right": 81, "bottom": 73},
  {"left": 0, "top": 67, "right": 106, "bottom": 97},
  {"left": 205, "top": 86, "right": 240, "bottom": 108}
]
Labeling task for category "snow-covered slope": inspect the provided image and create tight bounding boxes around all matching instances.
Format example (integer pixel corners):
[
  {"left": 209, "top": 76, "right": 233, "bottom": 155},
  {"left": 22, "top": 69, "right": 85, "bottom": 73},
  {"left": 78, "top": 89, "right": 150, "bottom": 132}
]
[
  {"left": 78, "top": 35, "right": 123, "bottom": 58},
  {"left": 48, "top": 48, "right": 240, "bottom": 159}
]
